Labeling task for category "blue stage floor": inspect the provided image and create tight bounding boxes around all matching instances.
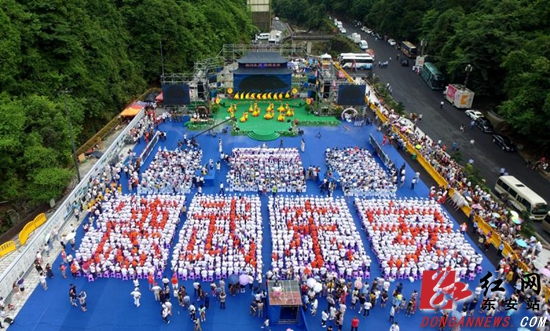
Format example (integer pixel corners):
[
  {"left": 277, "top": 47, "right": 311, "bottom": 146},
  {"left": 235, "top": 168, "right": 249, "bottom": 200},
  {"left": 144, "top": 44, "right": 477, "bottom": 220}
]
[{"left": 11, "top": 120, "right": 536, "bottom": 331}]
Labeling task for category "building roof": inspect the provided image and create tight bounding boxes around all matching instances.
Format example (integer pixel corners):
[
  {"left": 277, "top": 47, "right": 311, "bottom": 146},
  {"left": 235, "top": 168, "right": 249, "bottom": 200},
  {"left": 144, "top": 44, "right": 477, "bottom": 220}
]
[
  {"left": 237, "top": 52, "right": 288, "bottom": 64},
  {"left": 233, "top": 68, "right": 293, "bottom": 75}
]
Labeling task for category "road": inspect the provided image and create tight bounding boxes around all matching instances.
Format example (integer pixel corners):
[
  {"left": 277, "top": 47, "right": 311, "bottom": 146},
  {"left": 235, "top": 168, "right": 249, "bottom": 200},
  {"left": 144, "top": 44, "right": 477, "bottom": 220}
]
[{"left": 338, "top": 20, "right": 550, "bottom": 240}]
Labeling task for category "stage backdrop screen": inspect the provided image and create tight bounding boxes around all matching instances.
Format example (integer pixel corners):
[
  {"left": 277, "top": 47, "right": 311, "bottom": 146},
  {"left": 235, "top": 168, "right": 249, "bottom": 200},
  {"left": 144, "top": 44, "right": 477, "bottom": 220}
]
[
  {"left": 162, "top": 84, "right": 191, "bottom": 105},
  {"left": 233, "top": 74, "right": 291, "bottom": 93},
  {"left": 337, "top": 85, "right": 366, "bottom": 106}
]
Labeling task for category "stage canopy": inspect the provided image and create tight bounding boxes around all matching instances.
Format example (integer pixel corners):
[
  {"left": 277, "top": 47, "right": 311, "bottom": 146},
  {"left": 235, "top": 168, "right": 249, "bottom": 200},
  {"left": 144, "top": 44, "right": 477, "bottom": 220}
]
[
  {"left": 237, "top": 52, "right": 288, "bottom": 65},
  {"left": 120, "top": 101, "right": 147, "bottom": 117}
]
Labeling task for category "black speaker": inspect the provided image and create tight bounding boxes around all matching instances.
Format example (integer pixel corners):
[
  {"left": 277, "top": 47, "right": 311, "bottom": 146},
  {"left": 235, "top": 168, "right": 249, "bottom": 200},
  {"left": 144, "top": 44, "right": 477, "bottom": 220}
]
[
  {"left": 197, "top": 82, "right": 205, "bottom": 99},
  {"left": 323, "top": 83, "right": 330, "bottom": 98}
]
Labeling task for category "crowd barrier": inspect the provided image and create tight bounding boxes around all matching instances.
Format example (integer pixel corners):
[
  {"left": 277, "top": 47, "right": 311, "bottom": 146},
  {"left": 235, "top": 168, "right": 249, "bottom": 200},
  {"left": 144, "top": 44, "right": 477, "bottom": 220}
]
[
  {"left": 369, "top": 100, "right": 550, "bottom": 299},
  {"left": 0, "top": 241, "right": 16, "bottom": 258},
  {"left": 0, "top": 109, "right": 146, "bottom": 299},
  {"left": 18, "top": 213, "right": 47, "bottom": 246}
]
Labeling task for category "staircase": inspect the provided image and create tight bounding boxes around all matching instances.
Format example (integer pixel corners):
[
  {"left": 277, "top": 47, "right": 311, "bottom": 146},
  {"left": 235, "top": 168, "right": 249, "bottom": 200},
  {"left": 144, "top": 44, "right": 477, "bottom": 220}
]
[{"left": 247, "top": 129, "right": 280, "bottom": 141}]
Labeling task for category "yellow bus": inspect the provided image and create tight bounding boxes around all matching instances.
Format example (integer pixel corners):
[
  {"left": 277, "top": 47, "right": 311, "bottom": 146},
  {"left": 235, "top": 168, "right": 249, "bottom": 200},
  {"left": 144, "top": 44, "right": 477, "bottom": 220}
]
[{"left": 401, "top": 41, "right": 418, "bottom": 58}]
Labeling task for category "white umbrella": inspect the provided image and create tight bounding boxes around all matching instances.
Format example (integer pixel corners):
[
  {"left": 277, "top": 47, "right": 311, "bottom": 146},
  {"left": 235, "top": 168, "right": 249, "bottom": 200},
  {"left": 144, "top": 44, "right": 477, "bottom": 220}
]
[{"left": 65, "top": 232, "right": 76, "bottom": 241}]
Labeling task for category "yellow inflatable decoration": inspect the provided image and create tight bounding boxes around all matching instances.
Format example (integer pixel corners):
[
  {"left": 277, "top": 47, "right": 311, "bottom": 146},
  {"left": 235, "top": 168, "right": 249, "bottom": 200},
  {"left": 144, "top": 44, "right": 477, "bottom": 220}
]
[
  {"left": 268, "top": 93, "right": 272, "bottom": 99},
  {"left": 292, "top": 88, "right": 298, "bottom": 95},
  {"left": 278, "top": 92, "right": 284, "bottom": 99},
  {"left": 306, "top": 98, "right": 312, "bottom": 105},
  {"left": 235, "top": 93, "right": 240, "bottom": 100},
  {"left": 286, "top": 109, "right": 293, "bottom": 117},
  {"left": 251, "top": 93, "right": 256, "bottom": 100},
  {"left": 277, "top": 104, "right": 285, "bottom": 112},
  {"left": 273, "top": 93, "right": 278, "bottom": 100},
  {"left": 227, "top": 88, "right": 233, "bottom": 94},
  {"left": 263, "top": 93, "right": 267, "bottom": 100},
  {"left": 277, "top": 113, "right": 286, "bottom": 122},
  {"left": 285, "top": 92, "right": 290, "bottom": 99},
  {"left": 248, "top": 104, "right": 254, "bottom": 112},
  {"left": 215, "top": 97, "right": 220, "bottom": 104},
  {"left": 245, "top": 93, "right": 249, "bottom": 100}
]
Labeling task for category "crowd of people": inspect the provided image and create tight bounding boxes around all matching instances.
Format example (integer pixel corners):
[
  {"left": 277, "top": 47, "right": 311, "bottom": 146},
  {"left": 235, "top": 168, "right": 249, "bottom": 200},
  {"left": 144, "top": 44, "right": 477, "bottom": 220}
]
[
  {"left": 74, "top": 194, "right": 185, "bottom": 280},
  {"left": 137, "top": 147, "right": 203, "bottom": 195},
  {"left": 377, "top": 107, "right": 547, "bottom": 274},
  {"left": 355, "top": 198, "right": 482, "bottom": 281},
  {"left": 172, "top": 194, "right": 263, "bottom": 281},
  {"left": 326, "top": 147, "right": 396, "bottom": 197},
  {"left": 268, "top": 196, "right": 371, "bottom": 280},
  {"left": 227, "top": 147, "right": 306, "bottom": 193}
]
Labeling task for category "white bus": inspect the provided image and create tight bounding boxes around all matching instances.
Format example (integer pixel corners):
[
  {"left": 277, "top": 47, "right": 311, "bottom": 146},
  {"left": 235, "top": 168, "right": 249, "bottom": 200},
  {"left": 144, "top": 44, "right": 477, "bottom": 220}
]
[
  {"left": 495, "top": 176, "right": 548, "bottom": 220},
  {"left": 338, "top": 53, "right": 374, "bottom": 70}
]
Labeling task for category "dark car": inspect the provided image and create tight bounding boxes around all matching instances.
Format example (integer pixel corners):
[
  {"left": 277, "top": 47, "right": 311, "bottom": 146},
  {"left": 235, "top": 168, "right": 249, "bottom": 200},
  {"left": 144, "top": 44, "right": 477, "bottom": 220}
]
[
  {"left": 475, "top": 117, "right": 494, "bottom": 133},
  {"left": 492, "top": 134, "right": 516, "bottom": 152}
]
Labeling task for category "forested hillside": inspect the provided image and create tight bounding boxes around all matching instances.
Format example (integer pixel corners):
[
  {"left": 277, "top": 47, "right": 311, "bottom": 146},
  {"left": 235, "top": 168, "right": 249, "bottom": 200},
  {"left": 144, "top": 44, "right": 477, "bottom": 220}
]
[
  {"left": 0, "top": 0, "right": 254, "bottom": 211},
  {"left": 275, "top": 0, "right": 550, "bottom": 150}
]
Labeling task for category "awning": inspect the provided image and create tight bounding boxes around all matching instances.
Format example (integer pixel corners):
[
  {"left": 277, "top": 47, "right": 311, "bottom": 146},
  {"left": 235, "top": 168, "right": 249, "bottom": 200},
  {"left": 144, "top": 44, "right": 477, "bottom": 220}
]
[{"left": 120, "top": 103, "right": 144, "bottom": 117}]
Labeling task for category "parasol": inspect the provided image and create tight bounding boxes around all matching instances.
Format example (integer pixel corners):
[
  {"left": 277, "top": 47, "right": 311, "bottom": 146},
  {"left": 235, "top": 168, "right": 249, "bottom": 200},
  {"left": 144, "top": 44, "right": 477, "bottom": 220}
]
[
  {"left": 307, "top": 278, "right": 317, "bottom": 288},
  {"left": 228, "top": 274, "right": 239, "bottom": 285},
  {"left": 313, "top": 283, "right": 323, "bottom": 293},
  {"left": 540, "top": 268, "right": 550, "bottom": 278},
  {"left": 471, "top": 204, "right": 483, "bottom": 210},
  {"left": 239, "top": 274, "right": 249, "bottom": 286},
  {"left": 513, "top": 218, "right": 523, "bottom": 225},
  {"left": 515, "top": 239, "right": 528, "bottom": 248},
  {"left": 65, "top": 232, "right": 76, "bottom": 241},
  {"left": 491, "top": 212, "right": 501, "bottom": 218},
  {"left": 415, "top": 144, "right": 422, "bottom": 150}
]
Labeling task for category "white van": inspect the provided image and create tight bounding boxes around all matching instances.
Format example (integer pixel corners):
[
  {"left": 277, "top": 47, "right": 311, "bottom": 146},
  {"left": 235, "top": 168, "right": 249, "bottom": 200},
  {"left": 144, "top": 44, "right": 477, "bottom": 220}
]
[
  {"left": 359, "top": 40, "right": 368, "bottom": 49},
  {"left": 256, "top": 33, "right": 270, "bottom": 41}
]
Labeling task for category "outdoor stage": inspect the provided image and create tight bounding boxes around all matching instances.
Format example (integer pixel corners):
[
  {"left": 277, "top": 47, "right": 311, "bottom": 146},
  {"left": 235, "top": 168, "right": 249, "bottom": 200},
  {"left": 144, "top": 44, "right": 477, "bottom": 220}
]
[{"left": 213, "top": 99, "right": 340, "bottom": 141}]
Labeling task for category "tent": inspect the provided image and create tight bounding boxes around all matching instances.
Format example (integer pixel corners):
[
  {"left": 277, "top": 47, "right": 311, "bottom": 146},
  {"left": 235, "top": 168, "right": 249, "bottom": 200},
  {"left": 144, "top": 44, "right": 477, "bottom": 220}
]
[
  {"left": 155, "top": 92, "right": 163, "bottom": 102},
  {"left": 321, "top": 53, "right": 332, "bottom": 60},
  {"left": 120, "top": 101, "right": 146, "bottom": 117}
]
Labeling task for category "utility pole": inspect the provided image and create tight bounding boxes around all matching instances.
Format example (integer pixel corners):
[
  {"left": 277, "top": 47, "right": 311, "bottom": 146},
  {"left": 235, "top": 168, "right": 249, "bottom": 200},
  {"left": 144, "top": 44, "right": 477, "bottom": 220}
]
[
  {"left": 420, "top": 40, "right": 427, "bottom": 57},
  {"left": 62, "top": 91, "right": 81, "bottom": 183},
  {"left": 464, "top": 64, "right": 473, "bottom": 89}
]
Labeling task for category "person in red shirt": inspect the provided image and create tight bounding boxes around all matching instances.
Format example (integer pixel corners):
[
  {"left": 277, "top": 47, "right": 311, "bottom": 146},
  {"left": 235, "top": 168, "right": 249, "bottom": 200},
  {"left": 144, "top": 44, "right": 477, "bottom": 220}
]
[{"left": 351, "top": 316, "right": 360, "bottom": 331}]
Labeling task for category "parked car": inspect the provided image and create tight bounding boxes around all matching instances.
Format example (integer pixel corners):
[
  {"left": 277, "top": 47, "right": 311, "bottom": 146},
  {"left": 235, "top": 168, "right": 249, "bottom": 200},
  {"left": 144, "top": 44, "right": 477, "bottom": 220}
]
[
  {"left": 465, "top": 109, "right": 483, "bottom": 120},
  {"left": 340, "top": 28, "right": 347, "bottom": 34},
  {"left": 388, "top": 39, "right": 397, "bottom": 46},
  {"left": 374, "top": 33, "right": 382, "bottom": 40},
  {"left": 475, "top": 117, "right": 494, "bottom": 133},
  {"left": 492, "top": 134, "right": 516, "bottom": 152}
]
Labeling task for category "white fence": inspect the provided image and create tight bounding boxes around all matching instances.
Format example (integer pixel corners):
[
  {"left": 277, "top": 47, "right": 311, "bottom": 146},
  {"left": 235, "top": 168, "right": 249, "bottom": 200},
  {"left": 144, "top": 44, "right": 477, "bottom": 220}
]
[{"left": 0, "top": 110, "right": 146, "bottom": 299}]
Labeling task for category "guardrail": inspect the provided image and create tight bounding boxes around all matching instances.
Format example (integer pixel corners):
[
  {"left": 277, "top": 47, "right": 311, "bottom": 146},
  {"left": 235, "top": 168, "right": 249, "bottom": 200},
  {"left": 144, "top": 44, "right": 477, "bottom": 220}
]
[
  {"left": 0, "top": 241, "right": 16, "bottom": 258},
  {"left": 369, "top": 99, "right": 550, "bottom": 299},
  {"left": 0, "top": 108, "right": 145, "bottom": 299},
  {"left": 18, "top": 213, "right": 47, "bottom": 246}
]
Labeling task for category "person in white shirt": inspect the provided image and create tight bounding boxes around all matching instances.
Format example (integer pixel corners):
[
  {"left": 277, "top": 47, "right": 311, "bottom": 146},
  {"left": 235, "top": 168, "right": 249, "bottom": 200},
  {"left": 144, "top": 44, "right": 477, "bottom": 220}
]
[{"left": 131, "top": 288, "right": 141, "bottom": 307}]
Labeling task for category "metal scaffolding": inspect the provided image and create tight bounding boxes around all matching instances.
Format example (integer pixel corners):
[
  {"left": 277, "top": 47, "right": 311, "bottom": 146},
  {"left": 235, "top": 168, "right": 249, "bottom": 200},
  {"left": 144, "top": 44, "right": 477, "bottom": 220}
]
[{"left": 220, "top": 44, "right": 308, "bottom": 63}]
